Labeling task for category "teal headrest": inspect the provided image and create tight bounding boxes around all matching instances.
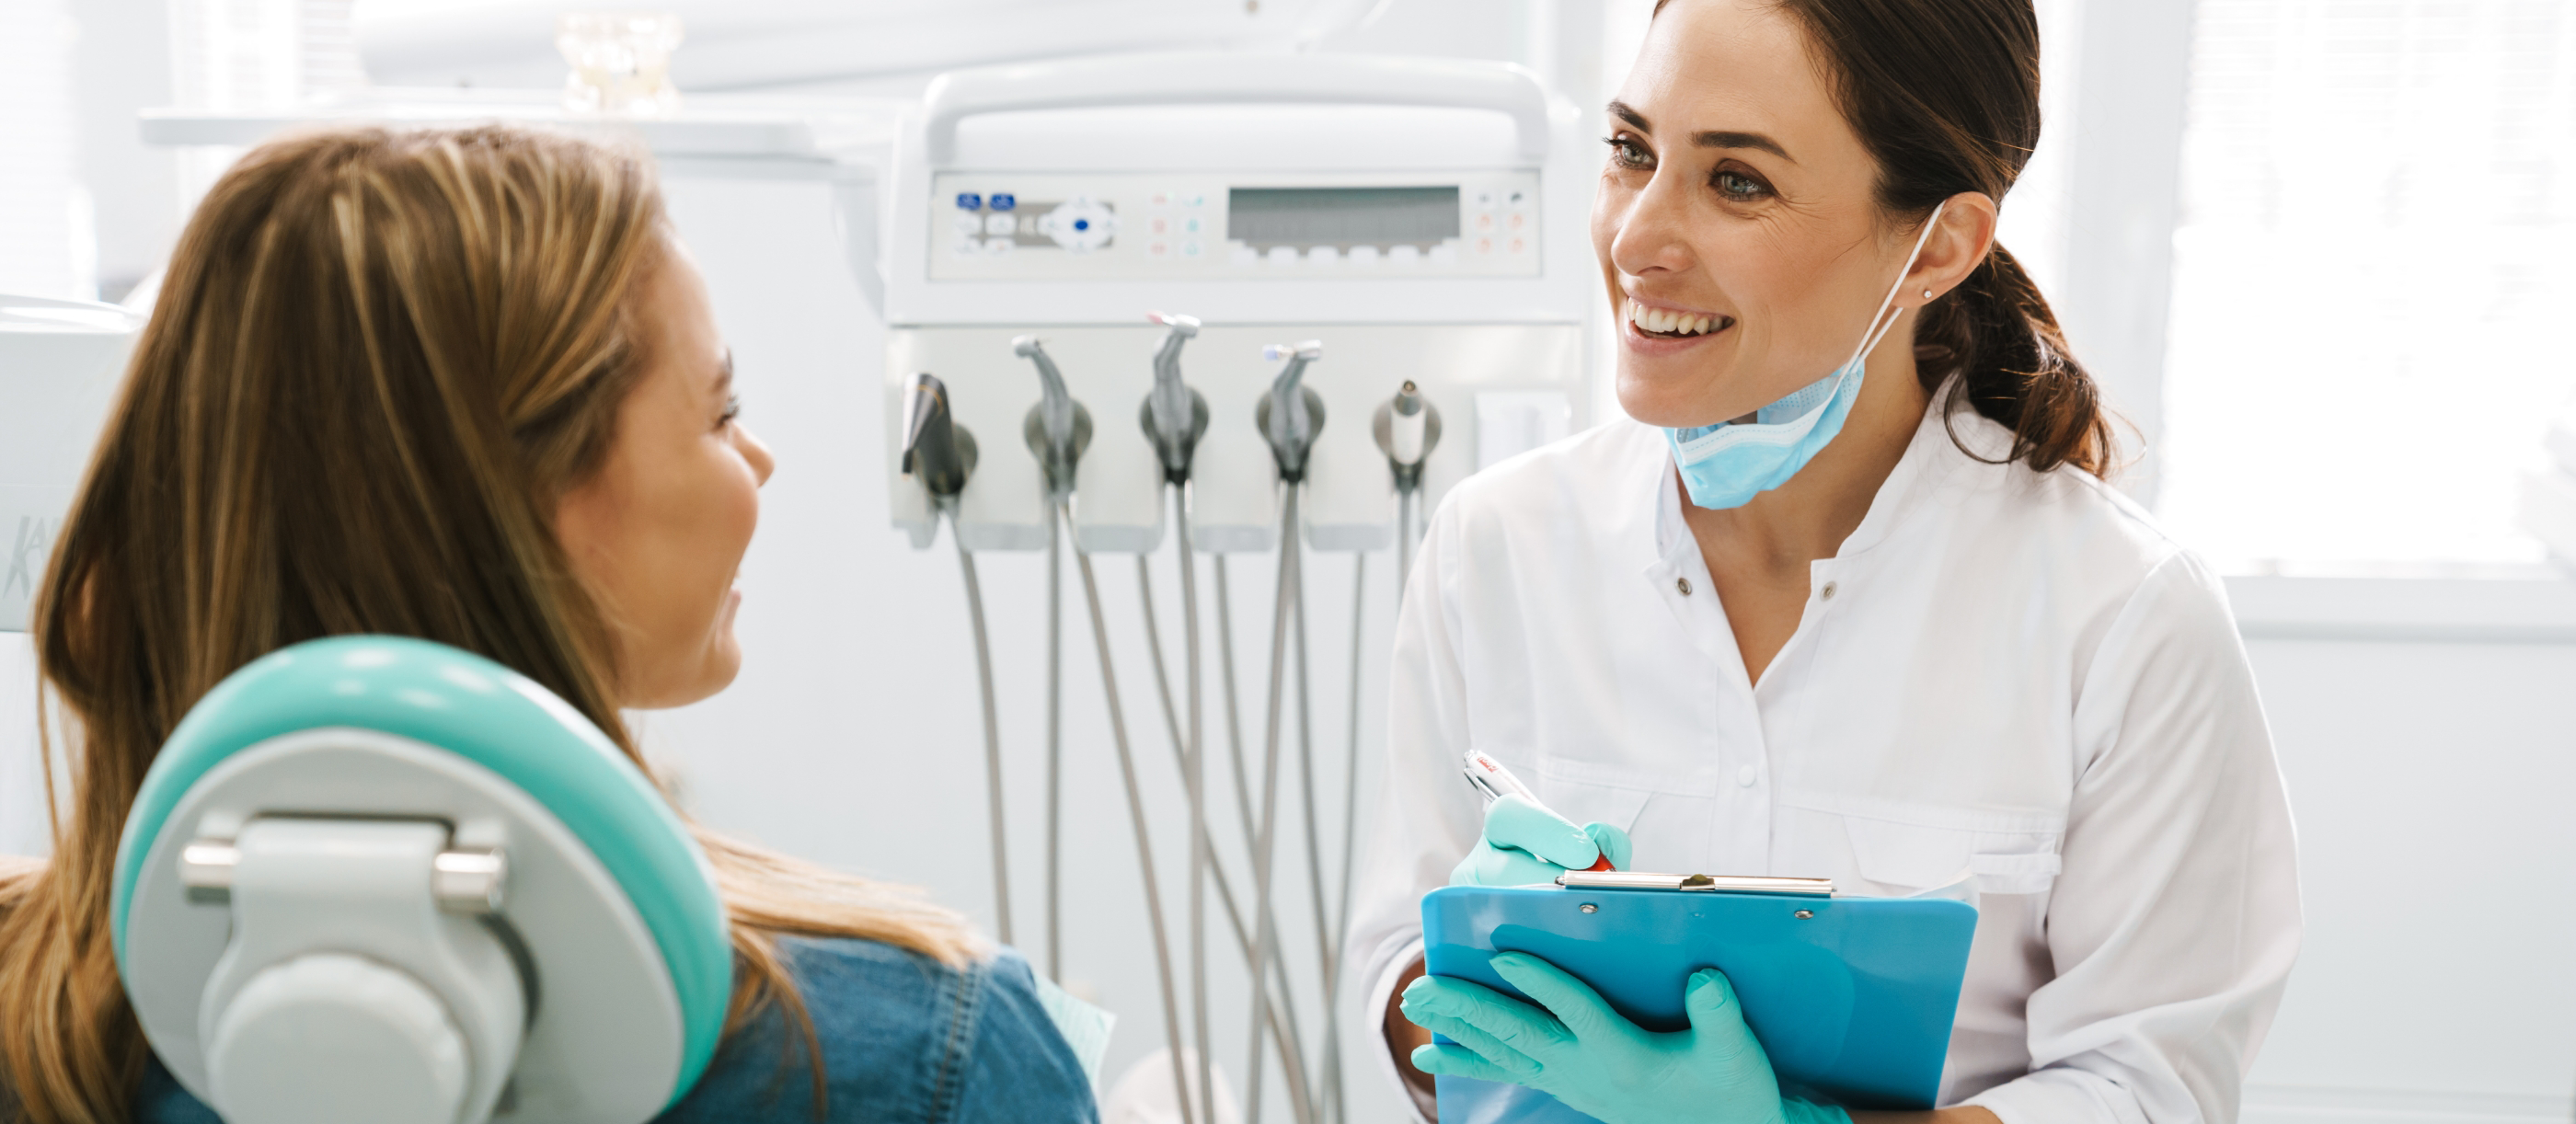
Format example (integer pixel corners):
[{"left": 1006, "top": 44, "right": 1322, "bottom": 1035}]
[{"left": 109, "top": 636, "right": 733, "bottom": 1103}]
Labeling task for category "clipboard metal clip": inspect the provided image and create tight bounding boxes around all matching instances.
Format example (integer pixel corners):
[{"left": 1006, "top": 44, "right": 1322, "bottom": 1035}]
[{"left": 1556, "top": 870, "right": 1835, "bottom": 898}]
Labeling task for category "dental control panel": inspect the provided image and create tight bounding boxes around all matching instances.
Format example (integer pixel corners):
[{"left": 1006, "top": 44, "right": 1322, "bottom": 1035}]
[{"left": 928, "top": 171, "right": 1543, "bottom": 281}]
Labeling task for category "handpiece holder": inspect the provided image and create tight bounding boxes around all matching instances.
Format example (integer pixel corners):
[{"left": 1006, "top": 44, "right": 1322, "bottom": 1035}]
[
  {"left": 1013, "top": 336, "right": 1095, "bottom": 499},
  {"left": 1139, "top": 311, "right": 1210, "bottom": 485},
  {"left": 1257, "top": 341, "right": 1327, "bottom": 484},
  {"left": 901, "top": 372, "right": 979, "bottom": 508},
  {"left": 1371, "top": 380, "right": 1443, "bottom": 492}
]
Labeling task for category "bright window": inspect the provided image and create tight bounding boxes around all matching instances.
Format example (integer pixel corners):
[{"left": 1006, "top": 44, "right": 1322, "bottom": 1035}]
[{"left": 2158, "top": 0, "right": 2576, "bottom": 568}]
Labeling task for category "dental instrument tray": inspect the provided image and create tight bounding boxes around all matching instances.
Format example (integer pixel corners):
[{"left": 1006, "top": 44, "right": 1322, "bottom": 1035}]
[{"left": 1420, "top": 876, "right": 1976, "bottom": 1121}]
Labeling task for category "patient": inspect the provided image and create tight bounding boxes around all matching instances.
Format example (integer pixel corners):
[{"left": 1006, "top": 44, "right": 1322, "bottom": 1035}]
[{"left": 0, "top": 125, "right": 1095, "bottom": 1124}]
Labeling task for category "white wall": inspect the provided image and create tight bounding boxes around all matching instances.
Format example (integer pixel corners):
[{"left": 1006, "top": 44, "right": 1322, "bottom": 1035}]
[{"left": 2236, "top": 628, "right": 2576, "bottom": 1122}]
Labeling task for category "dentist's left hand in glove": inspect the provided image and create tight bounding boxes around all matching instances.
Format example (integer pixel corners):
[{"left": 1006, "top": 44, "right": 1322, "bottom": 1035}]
[{"left": 1401, "top": 953, "right": 1847, "bottom": 1124}]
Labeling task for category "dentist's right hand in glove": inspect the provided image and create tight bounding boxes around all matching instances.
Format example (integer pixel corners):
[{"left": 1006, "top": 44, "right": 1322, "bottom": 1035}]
[{"left": 1450, "top": 794, "right": 1632, "bottom": 887}]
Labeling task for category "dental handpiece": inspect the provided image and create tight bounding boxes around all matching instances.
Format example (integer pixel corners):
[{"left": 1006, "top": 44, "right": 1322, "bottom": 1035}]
[
  {"left": 1461, "top": 750, "right": 1618, "bottom": 872},
  {"left": 1260, "top": 340, "right": 1325, "bottom": 482},
  {"left": 1389, "top": 381, "right": 1428, "bottom": 466},
  {"left": 1143, "top": 311, "right": 1206, "bottom": 482},
  {"left": 1013, "top": 336, "right": 1090, "bottom": 499},
  {"left": 899, "top": 373, "right": 974, "bottom": 501},
  {"left": 1014, "top": 336, "right": 1077, "bottom": 454}
]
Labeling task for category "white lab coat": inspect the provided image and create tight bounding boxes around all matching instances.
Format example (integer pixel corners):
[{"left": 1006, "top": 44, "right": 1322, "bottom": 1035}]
[{"left": 1344, "top": 397, "right": 2300, "bottom": 1124}]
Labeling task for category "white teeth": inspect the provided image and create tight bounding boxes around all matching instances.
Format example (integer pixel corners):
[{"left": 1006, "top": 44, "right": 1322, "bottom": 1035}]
[{"left": 1629, "top": 300, "right": 1720, "bottom": 338}]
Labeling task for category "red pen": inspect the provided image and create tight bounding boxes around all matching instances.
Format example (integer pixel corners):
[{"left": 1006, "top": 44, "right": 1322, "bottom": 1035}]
[{"left": 1461, "top": 750, "right": 1617, "bottom": 872}]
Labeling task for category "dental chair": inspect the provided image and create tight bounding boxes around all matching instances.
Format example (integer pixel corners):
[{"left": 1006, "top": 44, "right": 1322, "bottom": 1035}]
[{"left": 112, "top": 636, "right": 732, "bottom": 1124}]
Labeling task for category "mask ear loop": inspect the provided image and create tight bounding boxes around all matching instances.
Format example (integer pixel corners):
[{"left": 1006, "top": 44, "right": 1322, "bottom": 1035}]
[{"left": 1842, "top": 199, "right": 1953, "bottom": 373}]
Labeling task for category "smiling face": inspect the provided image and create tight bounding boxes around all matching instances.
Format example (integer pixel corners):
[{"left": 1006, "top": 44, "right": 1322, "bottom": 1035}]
[
  {"left": 1594, "top": 0, "right": 1930, "bottom": 429},
  {"left": 553, "top": 236, "right": 776, "bottom": 709}
]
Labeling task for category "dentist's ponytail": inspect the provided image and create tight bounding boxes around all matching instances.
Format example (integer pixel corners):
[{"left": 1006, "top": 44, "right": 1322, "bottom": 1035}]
[{"left": 1763, "top": 0, "right": 2120, "bottom": 477}]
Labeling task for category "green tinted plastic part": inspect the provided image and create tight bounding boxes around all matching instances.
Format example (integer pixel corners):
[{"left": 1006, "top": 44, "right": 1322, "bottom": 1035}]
[{"left": 108, "top": 636, "right": 732, "bottom": 1105}]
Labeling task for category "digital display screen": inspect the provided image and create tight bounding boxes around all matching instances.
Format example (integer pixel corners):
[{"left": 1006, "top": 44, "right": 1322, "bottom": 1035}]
[{"left": 1227, "top": 187, "right": 1460, "bottom": 247}]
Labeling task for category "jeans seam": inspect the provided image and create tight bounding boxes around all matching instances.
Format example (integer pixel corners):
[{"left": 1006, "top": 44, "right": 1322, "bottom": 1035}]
[{"left": 926, "top": 958, "right": 989, "bottom": 1123}]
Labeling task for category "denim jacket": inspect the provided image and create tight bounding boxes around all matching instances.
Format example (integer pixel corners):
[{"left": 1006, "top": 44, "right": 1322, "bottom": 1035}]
[{"left": 137, "top": 937, "right": 1098, "bottom": 1124}]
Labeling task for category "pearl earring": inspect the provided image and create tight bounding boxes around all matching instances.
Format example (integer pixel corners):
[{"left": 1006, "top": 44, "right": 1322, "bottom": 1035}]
[{"left": 1922, "top": 288, "right": 1935, "bottom": 299}]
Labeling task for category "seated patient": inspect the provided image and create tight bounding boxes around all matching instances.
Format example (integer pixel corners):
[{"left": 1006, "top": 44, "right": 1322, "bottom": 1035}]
[{"left": 0, "top": 125, "right": 1095, "bottom": 1124}]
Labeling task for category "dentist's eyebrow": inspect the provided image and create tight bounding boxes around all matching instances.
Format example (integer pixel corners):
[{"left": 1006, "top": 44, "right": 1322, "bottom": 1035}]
[
  {"left": 1610, "top": 100, "right": 1796, "bottom": 163},
  {"left": 1693, "top": 130, "right": 1795, "bottom": 163}
]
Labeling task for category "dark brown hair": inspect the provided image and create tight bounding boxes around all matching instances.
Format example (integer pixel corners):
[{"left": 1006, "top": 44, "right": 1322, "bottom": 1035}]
[{"left": 1665, "top": 0, "right": 2116, "bottom": 476}]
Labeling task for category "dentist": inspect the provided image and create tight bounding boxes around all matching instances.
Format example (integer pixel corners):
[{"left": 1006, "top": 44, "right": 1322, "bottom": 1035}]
[{"left": 1342, "top": 1, "right": 2299, "bottom": 1122}]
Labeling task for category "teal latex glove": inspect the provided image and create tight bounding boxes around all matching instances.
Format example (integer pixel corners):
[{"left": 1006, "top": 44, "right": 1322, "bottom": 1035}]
[
  {"left": 1450, "top": 794, "right": 1633, "bottom": 887},
  {"left": 1400, "top": 953, "right": 1850, "bottom": 1124}
]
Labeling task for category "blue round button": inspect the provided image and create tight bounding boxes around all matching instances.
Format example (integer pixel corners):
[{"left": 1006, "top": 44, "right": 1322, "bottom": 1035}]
[
  {"left": 955, "top": 192, "right": 983, "bottom": 211},
  {"left": 1073, "top": 219, "right": 1090, "bottom": 232},
  {"left": 990, "top": 193, "right": 1017, "bottom": 212}
]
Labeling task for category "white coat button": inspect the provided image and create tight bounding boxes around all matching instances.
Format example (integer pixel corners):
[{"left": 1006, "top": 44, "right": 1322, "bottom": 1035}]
[
  {"left": 1820, "top": 580, "right": 1838, "bottom": 602},
  {"left": 1676, "top": 577, "right": 1691, "bottom": 596},
  {"left": 1736, "top": 764, "right": 1757, "bottom": 787}
]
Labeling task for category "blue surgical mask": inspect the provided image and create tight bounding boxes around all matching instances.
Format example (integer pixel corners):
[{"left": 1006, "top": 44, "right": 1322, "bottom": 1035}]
[{"left": 1663, "top": 200, "right": 1949, "bottom": 510}]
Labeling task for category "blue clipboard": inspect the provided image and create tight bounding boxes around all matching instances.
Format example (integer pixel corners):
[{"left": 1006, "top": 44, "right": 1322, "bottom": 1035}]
[{"left": 1420, "top": 877, "right": 1976, "bottom": 1122}]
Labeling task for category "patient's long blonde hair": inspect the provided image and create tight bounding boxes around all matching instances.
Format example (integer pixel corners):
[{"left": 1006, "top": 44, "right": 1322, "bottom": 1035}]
[{"left": 0, "top": 125, "right": 983, "bottom": 1124}]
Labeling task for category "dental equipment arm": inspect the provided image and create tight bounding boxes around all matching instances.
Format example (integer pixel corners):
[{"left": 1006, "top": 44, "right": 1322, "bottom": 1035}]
[{"left": 900, "top": 373, "right": 1011, "bottom": 946}]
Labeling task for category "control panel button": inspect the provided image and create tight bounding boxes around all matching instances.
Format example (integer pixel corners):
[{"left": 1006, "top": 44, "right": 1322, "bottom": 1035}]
[
  {"left": 955, "top": 192, "right": 983, "bottom": 211},
  {"left": 985, "top": 237, "right": 1015, "bottom": 256},
  {"left": 1182, "top": 216, "right": 1202, "bottom": 234},
  {"left": 1037, "top": 197, "right": 1118, "bottom": 252},
  {"left": 1149, "top": 240, "right": 1168, "bottom": 258},
  {"left": 1348, "top": 245, "right": 1381, "bottom": 265},
  {"left": 989, "top": 193, "right": 1017, "bottom": 212},
  {"left": 1182, "top": 239, "right": 1204, "bottom": 258},
  {"left": 1389, "top": 245, "right": 1421, "bottom": 265},
  {"left": 1230, "top": 243, "right": 1259, "bottom": 265},
  {"left": 1475, "top": 212, "right": 1494, "bottom": 232},
  {"left": 951, "top": 212, "right": 983, "bottom": 235},
  {"left": 985, "top": 213, "right": 1018, "bottom": 235},
  {"left": 1265, "top": 245, "right": 1297, "bottom": 265},
  {"left": 1308, "top": 246, "right": 1341, "bottom": 265}
]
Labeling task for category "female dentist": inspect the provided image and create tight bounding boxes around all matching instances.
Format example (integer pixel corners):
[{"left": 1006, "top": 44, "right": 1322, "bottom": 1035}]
[{"left": 1341, "top": 1, "right": 2300, "bottom": 1122}]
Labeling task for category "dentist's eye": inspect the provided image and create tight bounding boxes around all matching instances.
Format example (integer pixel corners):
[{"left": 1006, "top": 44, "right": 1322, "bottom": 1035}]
[
  {"left": 1713, "top": 169, "right": 1772, "bottom": 201},
  {"left": 1603, "top": 134, "right": 1654, "bottom": 170},
  {"left": 719, "top": 395, "right": 742, "bottom": 428}
]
